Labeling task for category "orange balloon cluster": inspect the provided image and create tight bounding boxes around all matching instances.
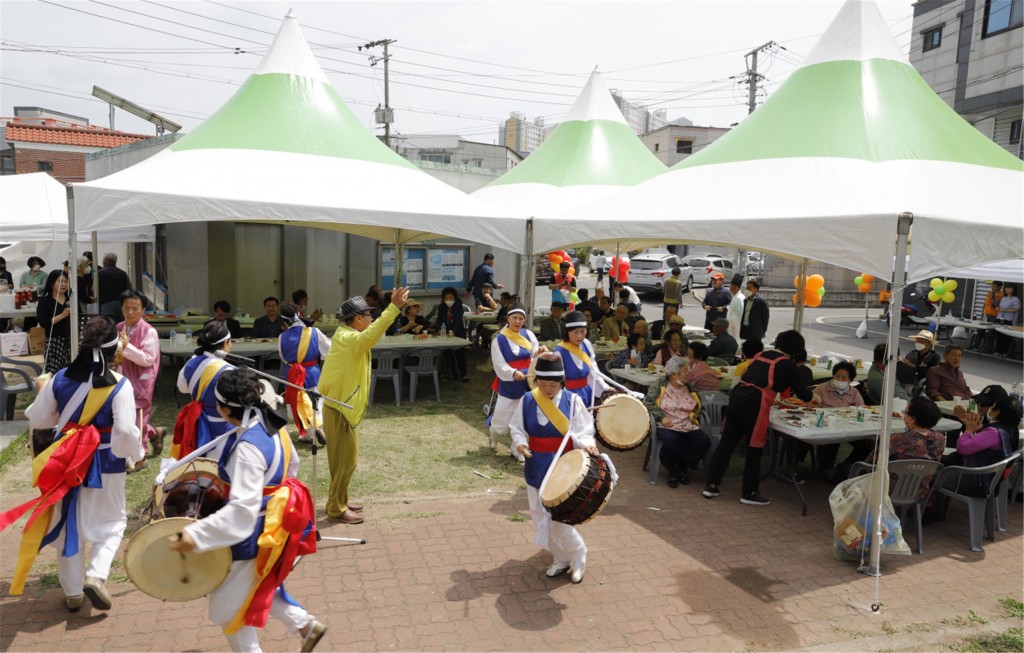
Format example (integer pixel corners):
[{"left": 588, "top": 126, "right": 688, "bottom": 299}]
[
  {"left": 546, "top": 250, "right": 575, "bottom": 276},
  {"left": 792, "top": 274, "right": 826, "bottom": 308},
  {"left": 609, "top": 256, "right": 631, "bottom": 283},
  {"left": 853, "top": 273, "right": 875, "bottom": 294}
]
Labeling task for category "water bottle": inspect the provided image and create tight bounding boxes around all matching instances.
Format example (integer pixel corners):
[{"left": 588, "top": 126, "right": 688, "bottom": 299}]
[
  {"left": 169, "top": 327, "right": 177, "bottom": 343},
  {"left": 440, "top": 324, "right": 447, "bottom": 339},
  {"left": 185, "top": 326, "right": 193, "bottom": 344},
  {"left": 236, "top": 307, "right": 243, "bottom": 318}
]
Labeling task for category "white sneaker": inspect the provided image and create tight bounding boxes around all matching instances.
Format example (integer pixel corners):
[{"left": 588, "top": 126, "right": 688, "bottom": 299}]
[
  {"left": 570, "top": 562, "right": 586, "bottom": 584},
  {"left": 65, "top": 594, "right": 84, "bottom": 612},
  {"left": 300, "top": 620, "right": 327, "bottom": 652},
  {"left": 545, "top": 562, "right": 570, "bottom": 578},
  {"left": 83, "top": 577, "right": 111, "bottom": 610}
]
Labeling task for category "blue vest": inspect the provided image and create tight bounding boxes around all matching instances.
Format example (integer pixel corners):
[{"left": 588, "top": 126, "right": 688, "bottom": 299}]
[
  {"left": 51, "top": 370, "right": 128, "bottom": 474},
  {"left": 280, "top": 325, "right": 321, "bottom": 389},
  {"left": 556, "top": 341, "right": 595, "bottom": 407},
  {"left": 182, "top": 355, "right": 233, "bottom": 445},
  {"left": 496, "top": 332, "right": 532, "bottom": 400},
  {"left": 218, "top": 422, "right": 286, "bottom": 561},
  {"left": 521, "top": 391, "right": 574, "bottom": 489}
]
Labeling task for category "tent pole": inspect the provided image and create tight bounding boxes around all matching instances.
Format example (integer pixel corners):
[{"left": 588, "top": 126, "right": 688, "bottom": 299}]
[
  {"left": 613, "top": 242, "right": 620, "bottom": 297},
  {"left": 67, "top": 186, "right": 80, "bottom": 359},
  {"left": 524, "top": 218, "right": 535, "bottom": 332},
  {"left": 793, "top": 258, "right": 808, "bottom": 331},
  {"left": 91, "top": 231, "right": 99, "bottom": 312},
  {"left": 862, "top": 212, "right": 913, "bottom": 583},
  {"left": 394, "top": 229, "right": 403, "bottom": 287}
]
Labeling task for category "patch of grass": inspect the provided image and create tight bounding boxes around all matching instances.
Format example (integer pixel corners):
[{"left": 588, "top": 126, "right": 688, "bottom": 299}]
[
  {"left": 379, "top": 510, "right": 449, "bottom": 524},
  {"left": 505, "top": 514, "right": 528, "bottom": 522},
  {"left": 1000, "top": 597, "right": 1024, "bottom": 620},
  {"left": 903, "top": 622, "right": 936, "bottom": 634},
  {"left": 829, "top": 623, "right": 869, "bottom": 639},
  {"left": 0, "top": 430, "right": 29, "bottom": 473},
  {"left": 954, "top": 627, "right": 1024, "bottom": 653},
  {"left": 945, "top": 610, "right": 989, "bottom": 628},
  {"left": 881, "top": 621, "right": 897, "bottom": 635},
  {"left": 38, "top": 572, "right": 60, "bottom": 589}
]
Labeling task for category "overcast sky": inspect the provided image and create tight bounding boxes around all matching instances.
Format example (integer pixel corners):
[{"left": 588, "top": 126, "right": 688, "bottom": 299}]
[{"left": 1, "top": 0, "right": 916, "bottom": 140}]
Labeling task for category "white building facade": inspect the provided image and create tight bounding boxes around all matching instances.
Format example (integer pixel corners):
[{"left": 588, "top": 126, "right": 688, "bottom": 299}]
[{"left": 640, "top": 122, "right": 732, "bottom": 166}]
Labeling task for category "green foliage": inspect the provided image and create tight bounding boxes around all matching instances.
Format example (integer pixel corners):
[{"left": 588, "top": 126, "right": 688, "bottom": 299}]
[{"left": 1001, "top": 598, "right": 1024, "bottom": 620}]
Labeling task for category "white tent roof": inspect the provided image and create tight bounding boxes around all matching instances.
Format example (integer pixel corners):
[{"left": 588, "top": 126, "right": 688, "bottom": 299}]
[
  {"left": 472, "top": 69, "right": 664, "bottom": 220},
  {"left": 543, "top": 0, "right": 1023, "bottom": 283},
  {"left": 0, "top": 172, "right": 153, "bottom": 243},
  {"left": 72, "top": 13, "right": 524, "bottom": 252}
]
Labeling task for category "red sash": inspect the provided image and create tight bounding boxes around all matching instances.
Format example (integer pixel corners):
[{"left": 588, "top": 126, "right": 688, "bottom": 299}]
[
  {"left": 491, "top": 357, "right": 531, "bottom": 392},
  {"left": 284, "top": 361, "right": 317, "bottom": 435},
  {"left": 529, "top": 436, "right": 574, "bottom": 454},
  {"left": 172, "top": 400, "right": 204, "bottom": 459},
  {"left": 564, "top": 378, "right": 588, "bottom": 390}
]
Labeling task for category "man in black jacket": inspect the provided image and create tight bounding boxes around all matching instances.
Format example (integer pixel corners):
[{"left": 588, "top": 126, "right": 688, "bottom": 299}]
[
  {"left": 740, "top": 279, "right": 770, "bottom": 341},
  {"left": 701, "top": 272, "right": 731, "bottom": 331}
]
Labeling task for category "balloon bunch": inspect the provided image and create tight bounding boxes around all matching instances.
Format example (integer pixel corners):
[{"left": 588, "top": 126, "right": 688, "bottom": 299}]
[
  {"left": 546, "top": 250, "right": 575, "bottom": 276},
  {"left": 854, "top": 273, "right": 875, "bottom": 293},
  {"left": 927, "top": 278, "right": 957, "bottom": 304},
  {"left": 792, "top": 274, "right": 826, "bottom": 308},
  {"left": 608, "top": 255, "right": 632, "bottom": 284}
]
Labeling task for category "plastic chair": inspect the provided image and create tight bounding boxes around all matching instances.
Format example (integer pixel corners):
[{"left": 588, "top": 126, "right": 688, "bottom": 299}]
[
  {"left": 370, "top": 348, "right": 403, "bottom": 407},
  {"left": 997, "top": 449, "right": 1024, "bottom": 532},
  {"left": 706, "top": 357, "right": 731, "bottom": 367},
  {"left": 1, "top": 356, "right": 42, "bottom": 421},
  {"left": 925, "top": 452, "right": 1020, "bottom": 552},
  {"left": 405, "top": 347, "right": 442, "bottom": 403},
  {"left": 850, "top": 458, "right": 943, "bottom": 554},
  {"left": 644, "top": 390, "right": 728, "bottom": 485}
]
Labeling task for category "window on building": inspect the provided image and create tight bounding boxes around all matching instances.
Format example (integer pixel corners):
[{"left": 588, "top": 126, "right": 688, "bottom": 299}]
[
  {"left": 923, "top": 27, "right": 942, "bottom": 51},
  {"left": 419, "top": 153, "right": 451, "bottom": 164},
  {"left": 983, "top": 0, "right": 1023, "bottom": 36},
  {"left": 654, "top": 143, "right": 660, "bottom": 152},
  {"left": 1011, "top": 119, "right": 1022, "bottom": 145},
  {"left": 37, "top": 161, "right": 53, "bottom": 172},
  {"left": 676, "top": 139, "right": 693, "bottom": 155}
]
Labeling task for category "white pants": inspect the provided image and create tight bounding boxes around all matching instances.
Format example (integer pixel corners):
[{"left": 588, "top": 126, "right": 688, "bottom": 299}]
[
  {"left": 211, "top": 559, "right": 313, "bottom": 653},
  {"left": 527, "top": 486, "right": 586, "bottom": 568},
  {"left": 489, "top": 395, "right": 521, "bottom": 437},
  {"left": 50, "top": 473, "right": 127, "bottom": 596}
]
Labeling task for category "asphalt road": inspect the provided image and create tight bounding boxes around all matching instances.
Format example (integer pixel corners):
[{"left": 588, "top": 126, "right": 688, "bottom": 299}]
[{"left": 532, "top": 271, "right": 1022, "bottom": 392}]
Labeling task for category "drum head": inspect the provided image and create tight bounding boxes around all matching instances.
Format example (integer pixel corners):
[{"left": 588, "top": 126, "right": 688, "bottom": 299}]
[
  {"left": 259, "top": 379, "right": 279, "bottom": 409},
  {"left": 153, "top": 458, "right": 219, "bottom": 512},
  {"left": 526, "top": 356, "right": 538, "bottom": 391},
  {"left": 540, "top": 449, "right": 589, "bottom": 507},
  {"left": 125, "top": 517, "right": 231, "bottom": 602},
  {"left": 595, "top": 394, "right": 650, "bottom": 451}
]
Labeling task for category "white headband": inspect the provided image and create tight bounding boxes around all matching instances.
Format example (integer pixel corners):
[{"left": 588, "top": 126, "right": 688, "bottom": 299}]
[
  {"left": 508, "top": 308, "right": 526, "bottom": 317},
  {"left": 212, "top": 332, "right": 231, "bottom": 345},
  {"left": 565, "top": 321, "right": 587, "bottom": 329},
  {"left": 535, "top": 369, "right": 564, "bottom": 378},
  {"left": 214, "top": 386, "right": 244, "bottom": 408}
]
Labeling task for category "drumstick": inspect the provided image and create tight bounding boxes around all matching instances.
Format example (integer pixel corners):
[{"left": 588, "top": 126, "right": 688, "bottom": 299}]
[
  {"left": 586, "top": 404, "right": 614, "bottom": 412},
  {"left": 179, "top": 552, "right": 190, "bottom": 584}
]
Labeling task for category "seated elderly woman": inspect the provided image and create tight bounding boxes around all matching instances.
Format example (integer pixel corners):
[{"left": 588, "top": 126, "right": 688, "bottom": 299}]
[
  {"left": 947, "top": 395, "right": 1022, "bottom": 496},
  {"left": 608, "top": 333, "right": 653, "bottom": 369},
  {"left": 812, "top": 361, "right": 868, "bottom": 480},
  {"left": 654, "top": 330, "right": 687, "bottom": 367},
  {"left": 632, "top": 319, "right": 653, "bottom": 351},
  {"left": 866, "top": 396, "right": 945, "bottom": 499},
  {"left": 644, "top": 356, "right": 711, "bottom": 487},
  {"left": 685, "top": 341, "right": 720, "bottom": 392}
]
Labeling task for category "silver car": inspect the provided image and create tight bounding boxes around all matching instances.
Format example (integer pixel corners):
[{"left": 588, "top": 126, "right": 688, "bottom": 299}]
[
  {"left": 679, "top": 255, "right": 735, "bottom": 291},
  {"left": 628, "top": 253, "right": 683, "bottom": 293}
]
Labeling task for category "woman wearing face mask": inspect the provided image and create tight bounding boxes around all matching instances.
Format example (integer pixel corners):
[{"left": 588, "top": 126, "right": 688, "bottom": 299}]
[
  {"left": 811, "top": 361, "right": 868, "bottom": 480},
  {"left": 644, "top": 356, "right": 711, "bottom": 487},
  {"left": 434, "top": 287, "right": 468, "bottom": 381},
  {"left": 866, "top": 396, "right": 945, "bottom": 500},
  {"left": 19, "top": 256, "right": 47, "bottom": 293},
  {"left": 75, "top": 257, "right": 95, "bottom": 312}
]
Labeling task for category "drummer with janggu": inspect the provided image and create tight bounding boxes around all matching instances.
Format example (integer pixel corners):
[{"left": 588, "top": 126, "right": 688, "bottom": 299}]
[{"left": 509, "top": 353, "right": 602, "bottom": 584}]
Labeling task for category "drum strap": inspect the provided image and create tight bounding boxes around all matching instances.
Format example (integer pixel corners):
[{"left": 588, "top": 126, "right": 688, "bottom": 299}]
[{"left": 531, "top": 387, "right": 569, "bottom": 435}]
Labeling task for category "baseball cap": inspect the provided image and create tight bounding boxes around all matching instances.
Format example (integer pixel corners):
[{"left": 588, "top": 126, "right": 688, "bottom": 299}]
[
  {"left": 973, "top": 384, "right": 1008, "bottom": 407},
  {"left": 711, "top": 272, "right": 725, "bottom": 280},
  {"left": 668, "top": 315, "right": 686, "bottom": 325}
]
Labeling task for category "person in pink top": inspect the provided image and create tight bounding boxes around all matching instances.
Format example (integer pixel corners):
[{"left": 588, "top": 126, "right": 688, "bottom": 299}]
[
  {"left": 116, "top": 289, "right": 163, "bottom": 463},
  {"left": 684, "top": 342, "right": 720, "bottom": 393},
  {"left": 811, "top": 361, "right": 867, "bottom": 481}
]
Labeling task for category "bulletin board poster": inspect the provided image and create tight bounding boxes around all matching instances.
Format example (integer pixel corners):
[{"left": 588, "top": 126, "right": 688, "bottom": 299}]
[{"left": 379, "top": 245, "right": 469, "bottom": 293}]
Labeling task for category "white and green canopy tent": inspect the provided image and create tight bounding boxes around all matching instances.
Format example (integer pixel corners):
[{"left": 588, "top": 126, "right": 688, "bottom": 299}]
[
  {"left": 472, "top": 68, "right": 664, "bottom": 299},
  {"left": 545, "top": 0, "right": 1022, "bottom": 585},
  {"left": 72, "top": 13, "right": 524, "bottom": 254}
]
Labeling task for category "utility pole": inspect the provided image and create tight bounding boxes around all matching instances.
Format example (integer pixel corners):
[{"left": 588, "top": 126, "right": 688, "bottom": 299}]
[
  {"left": 744, "top": 41, "right": 776, "bottom": 114},
  {"left": 359, "top": 39, "right": 396, "bottom": 149}
]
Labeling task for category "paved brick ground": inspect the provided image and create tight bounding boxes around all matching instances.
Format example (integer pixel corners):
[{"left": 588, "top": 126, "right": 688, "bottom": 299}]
[{"left": 2, "top": 444, "right": 1022, "bottom": 652}]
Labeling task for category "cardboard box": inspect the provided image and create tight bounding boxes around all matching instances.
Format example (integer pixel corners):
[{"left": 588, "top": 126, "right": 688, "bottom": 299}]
[
  {"left": 0, "top": 332, "right": 29, "bottom": 356},
  {"left": 27, "top": 327, "right": 46, "bottom": 355}
]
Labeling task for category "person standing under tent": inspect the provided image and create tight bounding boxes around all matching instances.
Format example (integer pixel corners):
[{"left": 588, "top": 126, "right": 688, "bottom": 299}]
[
  {"left": 548, "top": 261, "right": 577, "bottom": 307},
  {"left": 97, "top": 254, "right": 131, "bottom": 318},
  {"left": 662, "top": 267, "right": 683, "bottom": 311},
  {"left": 278, "top": 303, "right": 331, "bottom": 444},
  {"left": 726, "top": 273, "right": 745, "bottom": 341},
  {"left": 468, "top": 253, "right": 503, "bottom": 307},
  {"left": 172, "top": 320, "right": 235, "bottom": 460},
  {"left": 19, "top": 256, "right": 47, "bottom": 293},
  {"left": 489, "top": 303, "right": 544, "bottom": 458},
  {"left": 701, "top": 272, "right": 731, "bottom": 332},
  {"left": 703, "top": 330, "right": 813, "bottom": 506},
  {"left": 555, "top": 311, "right": 610, "bottom": 408},
  {"left": 115, "top": 289, "right": 163, "bottom": 462},
  {"left": 319, "top": 288, "right": 408, "bottom": 525},
  {"left": 2, "top": 316, "right": 142, "bottom": 612},
  {"left": 509, "top": 354, "right": 600, "bottom": 584},
  {"left": 168, "top": 368, "right": 326, "bottom": 653},
  {"left": 37, "top": 269, "right": 72, "bottom": 374},
  {"left": 740, "top": 279, "right": 770, "bottom": 341}
]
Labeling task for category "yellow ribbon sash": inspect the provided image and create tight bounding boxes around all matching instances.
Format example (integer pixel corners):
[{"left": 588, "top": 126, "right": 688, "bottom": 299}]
[
  {"left": 559, "top": 342, "right": 593, "bottom": 368},
  {"left": 294, "top": 328, "right": 317, "bottom": 430},
  {"left": 500, "top": 327, "right": 533, "bottom": 351},
  {"left": 531, "top": 387, "right": 570, "bottom": 436}
]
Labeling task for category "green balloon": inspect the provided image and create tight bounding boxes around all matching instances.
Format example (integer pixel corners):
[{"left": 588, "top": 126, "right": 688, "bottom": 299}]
[
  {"left": 817, "top": 287, "right": 825, "bottom": 297},
  {"left": 934, "top": 284, "right": 946, "bottom": 295},
  {"left": 854, "top": 276, "right": 864, "bottom": 285}
]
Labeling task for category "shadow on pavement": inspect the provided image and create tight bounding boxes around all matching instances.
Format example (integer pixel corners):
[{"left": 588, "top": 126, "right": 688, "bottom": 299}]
[{"left": 446, "top": 552, "right": 567, "bottom": 631}]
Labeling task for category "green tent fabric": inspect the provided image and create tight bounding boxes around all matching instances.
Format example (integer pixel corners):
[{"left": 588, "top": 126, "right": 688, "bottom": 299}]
[{"left": 74, "top": 12, "right": 524, "bottom": 252}]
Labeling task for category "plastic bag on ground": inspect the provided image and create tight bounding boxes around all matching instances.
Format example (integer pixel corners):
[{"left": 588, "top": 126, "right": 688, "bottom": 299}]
[{"left": 829, "top": 473, "right": 911, "bottom": 561}]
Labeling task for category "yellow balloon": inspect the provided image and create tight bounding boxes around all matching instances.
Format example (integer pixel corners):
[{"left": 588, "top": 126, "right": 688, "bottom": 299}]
[
  {"left": 945, "top": 279, "right": 958, "bottom": 292},
  {"left": 928, "top": 290, "right": 940, "bottom": 302},
  {"left": 930, "top": 278, "right": 943, "bottom": 289},
  {"left": 942, "top": 292, "right": 955, "bottom": 303}
]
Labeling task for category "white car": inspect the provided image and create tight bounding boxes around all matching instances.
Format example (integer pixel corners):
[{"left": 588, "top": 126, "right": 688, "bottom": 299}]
[
  {"left": 587, "top": 249, "right": 611, "bottom": 273},
  {"left": 679, "top": 255, "right": 736, "bottom": 291},
  {"left": 628, "top": 252, "right": 683, "bottom": 293}
]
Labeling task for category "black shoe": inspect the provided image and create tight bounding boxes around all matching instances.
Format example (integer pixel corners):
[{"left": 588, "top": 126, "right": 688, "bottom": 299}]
[
  {"left": 680, "top": 471, "right": 691, "bottom": 486},
  {"left": 740, "top": 492, "right": 771, "bottom": 506},
  {"left": 667, "top": 477, "right": 679, "bottom": 488},
  {"left": 702, "top": 484, "right": 720, "bottom": 498}
]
